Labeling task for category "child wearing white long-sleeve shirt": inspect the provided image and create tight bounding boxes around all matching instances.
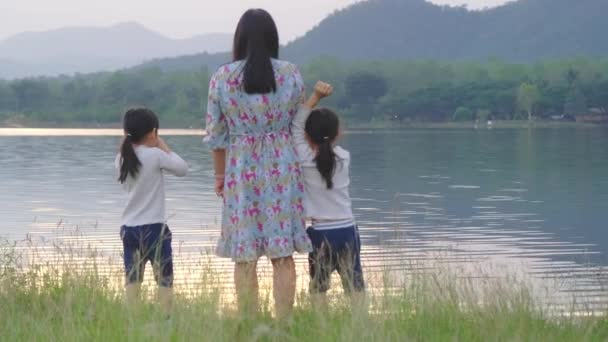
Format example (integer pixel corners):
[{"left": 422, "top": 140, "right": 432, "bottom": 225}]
[
  {"left": 115, "top": 107, "right": 188, "bottom": 315},
  {"left": 292, "top": 82, "right": 365, "bottom": 304}
]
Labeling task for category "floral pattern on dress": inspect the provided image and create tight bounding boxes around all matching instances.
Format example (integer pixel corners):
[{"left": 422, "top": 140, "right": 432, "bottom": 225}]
[{"left": 204, "top": 59, "right": 312, "bottom": 262}]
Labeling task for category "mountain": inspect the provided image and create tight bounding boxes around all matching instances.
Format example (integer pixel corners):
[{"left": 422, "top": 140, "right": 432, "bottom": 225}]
[
  {"left": 0, "top": 22, "right": 231, "bottom": 78},
  {"left": 137, "top": 0, "right": 608, "bottom": 72}
]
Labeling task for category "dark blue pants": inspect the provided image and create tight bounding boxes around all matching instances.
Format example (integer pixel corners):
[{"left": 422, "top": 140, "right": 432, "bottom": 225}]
[
  {"left": 120, "top": 223, "right": 173, "bottom": 288},
  {"left": 307, "top": 225, "right": 365, "bottom": 293}
]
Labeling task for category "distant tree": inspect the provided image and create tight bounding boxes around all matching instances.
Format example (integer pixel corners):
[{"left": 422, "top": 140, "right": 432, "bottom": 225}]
[
  {"left": 402, "top": 85, "right": 455, "bottom": 121},
  {"left": 100, "top": 72, "right": 128, "bottom": 105},
  {"left": 564, "top": 83, "right": 588, "bottom": 116},
  {"left": 345, "top": 71, "right": 388, "bottom": 105},
  {"left": 175, "top": 90, "right": 191, "bottom": 115},
  {"left": 476, "top": 109, "right": 491, "bottom": 122},
  {"left": 538, "top": 85, "right": 568, "bottom": 117},
  {"left": 0, "top": 83, "right": 15, "bottom": 113},
  {"left": 10, "top": 80, "right": 51, "bottom": 113},
  {"left": 566, "top": 68, "right": 579, "bottom": 87},
  {"left": 517, "top": 83, "right": 541, "bottom": 121},
  {"left": 584, "top": 80, "right": 608, "bottom": 111},
  {"left": 453, "top": 106, "right": 474, "bottom": 121}
]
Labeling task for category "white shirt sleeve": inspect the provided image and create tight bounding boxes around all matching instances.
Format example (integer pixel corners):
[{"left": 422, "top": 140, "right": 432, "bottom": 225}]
[
  {"left": 158, "top": 150, "right": 188, "bottom": 177},
  {"left": 114, "top": 154, "right": 121, "bottom": 169},
  {"left": 292, "top": 105, "right": 315, "bottom": 162}
]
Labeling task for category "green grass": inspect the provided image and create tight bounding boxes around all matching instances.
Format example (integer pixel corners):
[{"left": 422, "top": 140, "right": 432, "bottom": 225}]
[{"left": 1, "top": 241, "right": 607, "bottom": 341}]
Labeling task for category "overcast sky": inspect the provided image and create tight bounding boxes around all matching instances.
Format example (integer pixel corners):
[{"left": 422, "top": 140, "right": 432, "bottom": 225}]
[{"left": 0, "top": 0, "right": 510, "bottom": 42}]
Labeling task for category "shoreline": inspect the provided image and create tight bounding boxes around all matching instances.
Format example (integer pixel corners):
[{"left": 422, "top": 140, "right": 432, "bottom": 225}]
[
  {"left": 0, "top": 120, "right": 604, "bottom": 133},
  {"left": 0, "top": 127, "right": 205, "bottom": 136},
  {"left": 346, "top": 120, "right": 605, "bottom": 130}
]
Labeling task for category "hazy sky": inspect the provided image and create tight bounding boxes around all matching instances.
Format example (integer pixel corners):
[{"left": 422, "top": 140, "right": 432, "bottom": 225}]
[{"left": 0, "top": 0, "right": 510, "bottom": 42}]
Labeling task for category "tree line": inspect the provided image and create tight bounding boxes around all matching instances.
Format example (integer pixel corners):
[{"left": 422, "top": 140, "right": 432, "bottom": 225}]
[
  {"left": 0, "top": 67, "right": 210, "bottom": 127},
  {"left": 1, "top": 57, "right": 607, "bottom": 127}
]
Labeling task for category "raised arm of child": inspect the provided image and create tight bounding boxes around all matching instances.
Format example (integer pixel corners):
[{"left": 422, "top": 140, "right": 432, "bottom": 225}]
[
  {"left": 293, "top": 82, "right": 334, "bottom": 159},
  {"left": 305, "top": 82, "right": 333, "bottom": 109},
  {"left": 157, "top": 137, "right": 189, "bottom": 177}
]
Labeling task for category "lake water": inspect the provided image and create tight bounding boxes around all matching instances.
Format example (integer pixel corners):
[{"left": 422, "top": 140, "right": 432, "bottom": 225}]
[{"left": 1, "top": 128, "right": 608, "bottom": 311}]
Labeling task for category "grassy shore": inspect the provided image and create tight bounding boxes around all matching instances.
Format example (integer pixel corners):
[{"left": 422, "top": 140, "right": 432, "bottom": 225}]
[{"left": 1, "top": 241, "right": 607, "bottom": 341}]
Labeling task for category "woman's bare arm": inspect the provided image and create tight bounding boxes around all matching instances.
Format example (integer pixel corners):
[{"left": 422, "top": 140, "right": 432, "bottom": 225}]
[{"left": 213, "top": 149, "right": 227, "bottom": 196}]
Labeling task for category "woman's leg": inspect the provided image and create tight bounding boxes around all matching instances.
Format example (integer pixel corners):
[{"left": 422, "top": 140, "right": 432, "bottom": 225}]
[
  {"left": 234, "top": 261, "right": 259, "bottom": 316},
  {"left": 271, "top": 256, "right": 296, "bottom": 319}
]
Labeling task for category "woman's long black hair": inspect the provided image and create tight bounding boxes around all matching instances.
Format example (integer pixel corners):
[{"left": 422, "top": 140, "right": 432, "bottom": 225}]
[
  {"left": 118, "top": 108, "right": 159, "bottom": 184},
  {"left": 233, "top": 9, "right": 279, "bottom": 94},
  {"left": 305, "top": 108, "right": 341, "bottom": 189}
]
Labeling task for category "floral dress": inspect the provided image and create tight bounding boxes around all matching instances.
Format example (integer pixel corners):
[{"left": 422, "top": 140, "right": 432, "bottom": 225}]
[{"left": 204, "top": 59, "right": 313, "bottom": 262}]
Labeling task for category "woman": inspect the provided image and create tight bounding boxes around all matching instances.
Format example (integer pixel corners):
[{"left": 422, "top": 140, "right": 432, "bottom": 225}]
[{"left": 204, "top": 9, "right": 312, "bottom": 318}]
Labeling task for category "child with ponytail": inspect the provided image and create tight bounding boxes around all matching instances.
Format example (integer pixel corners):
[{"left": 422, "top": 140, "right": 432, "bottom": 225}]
[
  {"left": 292, "top": 82, "right": 365, "bottom": 305},
  {"left": 115, "top": 107, "right": 188, "bottom": 315}
]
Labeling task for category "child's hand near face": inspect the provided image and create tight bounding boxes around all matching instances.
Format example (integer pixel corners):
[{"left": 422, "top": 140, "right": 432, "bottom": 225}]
[
  {"left": 305, "top": 81, "right": 333, "bottom": 109},
  {"left": 156, "top": 137, "right": 171, "bottom": 153}
]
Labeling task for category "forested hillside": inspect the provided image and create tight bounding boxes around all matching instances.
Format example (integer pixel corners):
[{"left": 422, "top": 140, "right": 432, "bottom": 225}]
[
  {"left": 285, "top": 0, "right": 608, "bottom": 62},
  {"left": 138, "top": 0, "right": 608, "bottom": 72}
]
